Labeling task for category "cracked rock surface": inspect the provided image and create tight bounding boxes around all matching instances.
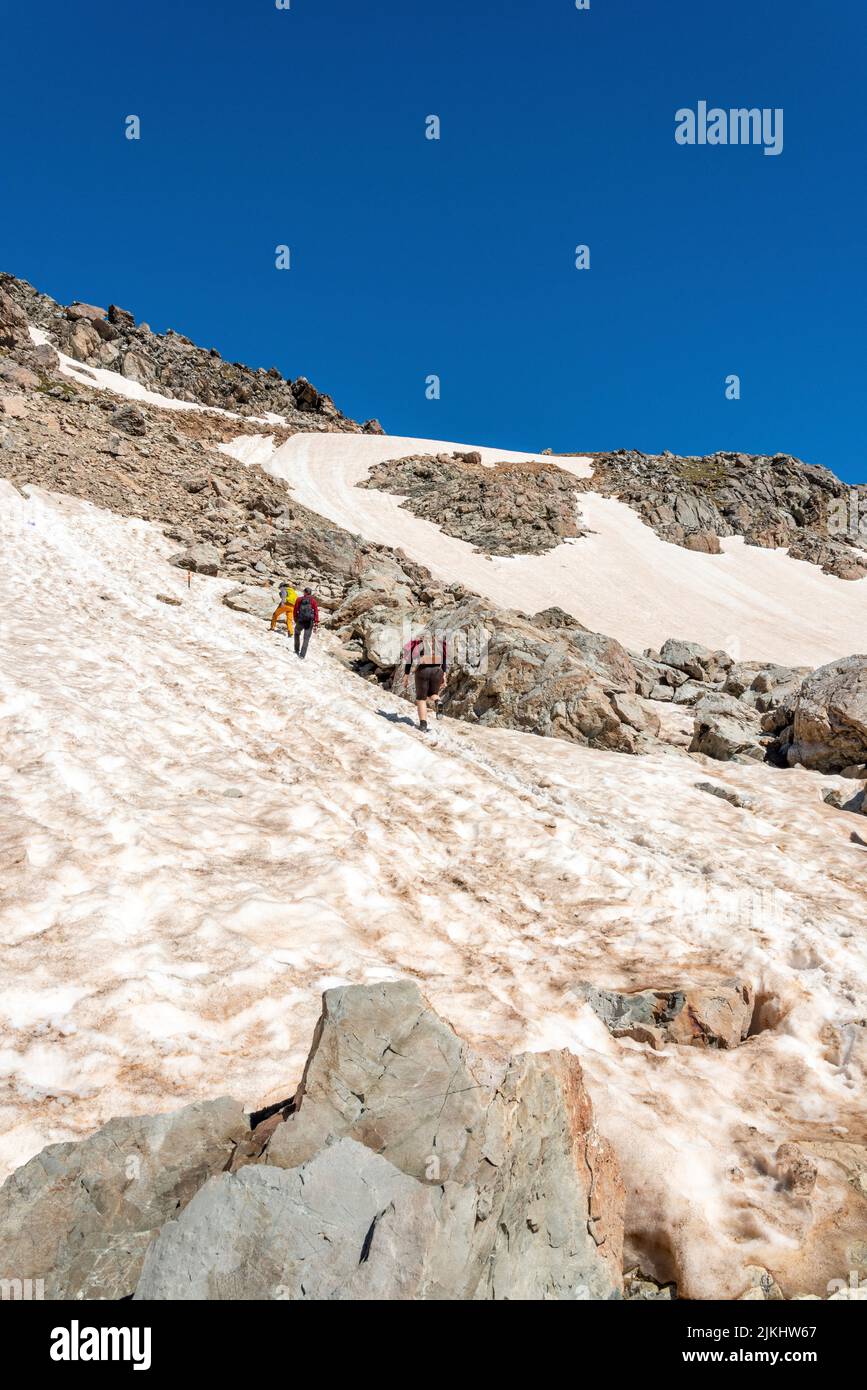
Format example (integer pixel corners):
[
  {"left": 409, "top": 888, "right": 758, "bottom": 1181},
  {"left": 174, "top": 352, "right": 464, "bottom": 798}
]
[{"left": 0, "top": 983, "right": 624, "bottom": 1301}]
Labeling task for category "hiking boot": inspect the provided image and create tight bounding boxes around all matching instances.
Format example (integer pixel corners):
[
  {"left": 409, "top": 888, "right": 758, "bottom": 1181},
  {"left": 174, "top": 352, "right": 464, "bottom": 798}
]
[{"left": 419, "top": 720, "right": 428, "bottom": 733}]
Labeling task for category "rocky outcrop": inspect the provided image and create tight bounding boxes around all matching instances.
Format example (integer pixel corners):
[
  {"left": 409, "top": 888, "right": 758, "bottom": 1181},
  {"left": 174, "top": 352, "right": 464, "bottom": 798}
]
[
  {"left": 360, "top": 451, "right": 584, "bottom": 555},
  {"left": 574, "top": 448, "right": 867, "bottom": 580},
  {"left": 575, "top": 979, "right": 754, "bottom": 1050},
  {"left": 0, "top": 983, "right": 624, "bottom": 1301},
  {"left": 782, "top": 656, "right": 867, "bottom": 773},
  {"left": 440, "top": 606, "right": 642, "bottom": 751},
  {"left": 0, "top": 1098, "right": 246, "bottom": 1299},
  {"left": 0, "top": 272, "right": 375, "bottom": 431},
  {"left": 138, "top": 981, "right": 623, "bottom": 1300}
]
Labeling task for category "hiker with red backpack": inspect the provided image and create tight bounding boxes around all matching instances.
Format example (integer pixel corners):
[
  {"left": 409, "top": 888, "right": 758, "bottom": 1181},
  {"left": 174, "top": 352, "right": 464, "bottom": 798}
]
[
  {"left": 403, "top": 629, "right": 448, "bottom": 732},
  {"left": 292, "top": 587, "right": 320, "bottom": 659}
]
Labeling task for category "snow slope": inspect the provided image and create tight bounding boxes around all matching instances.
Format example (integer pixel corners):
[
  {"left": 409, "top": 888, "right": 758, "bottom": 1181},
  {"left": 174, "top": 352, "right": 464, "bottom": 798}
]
[
  {"left": 1, "top": 480, "right": 864, "bottom": 1298},
  {"left": 247, "top": 431, "right": 867, "bottom": 668}
]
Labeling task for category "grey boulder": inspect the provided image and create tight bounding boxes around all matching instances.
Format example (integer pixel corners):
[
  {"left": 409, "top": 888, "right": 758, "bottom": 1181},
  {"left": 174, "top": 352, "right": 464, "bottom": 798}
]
[
  {"left": 787, "top": 656, "right": 867, "bottom": 773},
  {"left": 249, "top": 981, "right": 624, "bottom": 1300},
  {"left": 0, "top": 1097, "right": 246, "bottom": 1299},
  {"left": 690, "top": 692, "right": 765, "bottom": 762},
  {"left": 135, "top": 1138, "right": 478, "bottom": 1301}
]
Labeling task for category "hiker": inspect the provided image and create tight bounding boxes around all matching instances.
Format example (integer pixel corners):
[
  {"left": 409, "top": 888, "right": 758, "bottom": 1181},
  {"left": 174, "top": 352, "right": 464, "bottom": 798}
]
[
  {"left": 270, "top": 582, "right": 298, "bottom": 635},
  {"left": 404, "top": 630, "right": 448, "bottom": 732},
  {"left": 292, "top": 587, "right": 320, "bottom": 659}
]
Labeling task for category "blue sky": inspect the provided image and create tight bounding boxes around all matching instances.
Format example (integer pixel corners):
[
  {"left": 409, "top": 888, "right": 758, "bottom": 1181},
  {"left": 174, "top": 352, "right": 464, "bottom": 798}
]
[{"left": 2, "top": 0, "right": 864, "bottom": 480}]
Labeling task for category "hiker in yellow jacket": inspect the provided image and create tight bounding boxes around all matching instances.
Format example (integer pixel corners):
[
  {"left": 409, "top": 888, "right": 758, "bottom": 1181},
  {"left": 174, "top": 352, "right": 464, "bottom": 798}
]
[{"left": 270, "top": 582, "right": 298, "bottom": 635}]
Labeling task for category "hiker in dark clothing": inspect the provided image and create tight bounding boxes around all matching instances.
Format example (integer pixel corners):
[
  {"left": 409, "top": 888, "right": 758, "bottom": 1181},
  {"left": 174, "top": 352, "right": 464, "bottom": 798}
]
[
  {"left": 292, "top": 588, "right": 320, "bottom": 659},
  {"left": 404, "top": 631, "right": 448, "bottom": 731}
]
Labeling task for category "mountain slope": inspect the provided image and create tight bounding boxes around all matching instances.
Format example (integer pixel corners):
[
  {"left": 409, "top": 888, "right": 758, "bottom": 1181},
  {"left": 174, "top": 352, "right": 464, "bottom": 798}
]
[
  {"left": 1, "top": 479, "right": 865, "bottom": 1298},
  {"left": 251, "top": 431, "right": 867, "bottom": 667}
]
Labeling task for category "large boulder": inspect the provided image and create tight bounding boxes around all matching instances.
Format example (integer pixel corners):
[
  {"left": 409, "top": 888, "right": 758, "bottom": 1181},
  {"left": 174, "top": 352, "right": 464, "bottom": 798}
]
[
  {"left": 175, "top": 541, "right": 221, "bottom": 576},
  {"left": 690, "top": 692, "right": 765, "bottom": 762},
  {"left": 63, "top": 318, "right": 102, "bottom": 363},
  {"left": 0, "top": 984, "right": 623, "bottom": 1302},
  {"left": 66, "top": 301, "right": 107, "bottom": 323},
  {"left": 222, "top": 585, "right": 276, "bottom": 621},
  {"left": 212, "top": 982, "right": 622, "bottom": 1300},
  {"left": 659, "top": 637, "right": 725, "bottom": 683},
  {"left": 787, "top": 656, "right": 867, "bottom": 773},
  {"left": 111, "top": 403, "right": 146, "bottom": 436},
  {"left": 442, "top": 605, "right": 639, "bottom": 752},
  {"left": 0, "top": 1098, "right": 246, "bottom": 1299},
  {"left": 136, "top": 1139, "right": 481, "bottom": 1300},
  {"left": 565, "top": 629, "right": 639, "bottom": 691}
]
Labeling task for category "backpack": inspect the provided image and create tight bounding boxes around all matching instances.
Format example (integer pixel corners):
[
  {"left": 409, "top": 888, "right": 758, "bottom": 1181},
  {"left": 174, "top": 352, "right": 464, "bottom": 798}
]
[{"left": 297, "top": 595, "right": 315, "bottom": 625}]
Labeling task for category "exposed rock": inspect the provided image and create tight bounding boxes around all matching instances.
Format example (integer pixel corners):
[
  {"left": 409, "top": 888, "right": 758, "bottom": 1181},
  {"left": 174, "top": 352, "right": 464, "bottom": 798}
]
[
  {"left": 222, "top": 585, "right": 277, "bottom": 621},
  {"left": 786, "top": 656, "right": 867, "bottom": 773},
  {"left": 253, "top": 981, "right": 624, "bottom": 1300},
  {"left": 155, "top": 593, "right": 182, "bottom": 607},
  {"left": 736, "top": 1265, "right": 784, "bottom": 1300},
  {"left": 659, "top": 637, "right": 726, "bottom": 682},
  {"left": 136, "top": 1138, "right": 482, "bottom": 1300},
  {"left": 565, "top": 630, "right": 639, "bottom": 691},
  {"left": 0, "top": 360, "right": 40, "bottom": 390},
  {"left": 176, "top": 542, "right": 221, "bottom": 576},
  {"left": 609, "top": 690, "right": 660, "bottom": 736},
  {"left": 0, "top": 273, "right": 367, "bottom": 431},
  {"left": 532, "top": 606, "right": 589, "bottom": 632},
  {"left": 822, "top": 784, "right": 866, "bottom": 815},
  {"left": 574, "top": 978, "right": 754, "bottom": 1050},
  {"left": 0, "top": 286, "right": 30, "bottom": 349},
  {"left": 573, "top": 447, "right": 867, "bottom": 581},
  {"left": 0, "top": 1097, "right": 246, "bottom": 1299},
  {"left": 66, "top": 301, "right": 107, "bottom": 323},
  {"left": 360, "top": 452, "right": 584, "bottom": 556},
  {"left": 690, "top": 692, "right": 765, "bottom": 762},
  {"left": 624, "top": 1267, "right": 676, "bottom": 1300},
  {"left": 108, "top": 303, "right": 136, "bottom": 330},
  {"left": 439, "top": 604, "right": 640, "bottom": 752},
  {"left": 695, "top": 780, "right": 755, "bottom": 810},
  {"left": 111, "top": 403, "right": 146, "bottom": 437}
]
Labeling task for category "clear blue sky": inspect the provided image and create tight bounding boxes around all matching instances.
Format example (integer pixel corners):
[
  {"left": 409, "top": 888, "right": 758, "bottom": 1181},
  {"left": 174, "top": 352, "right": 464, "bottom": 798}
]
[{"left": 2, "top": 0, "right": 864, "bottom": 480}]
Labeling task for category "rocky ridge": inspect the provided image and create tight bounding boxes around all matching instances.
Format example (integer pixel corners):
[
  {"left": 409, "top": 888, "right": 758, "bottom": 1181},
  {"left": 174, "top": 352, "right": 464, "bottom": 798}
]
[
  {"left": 572, "top": 448, "right": 867, "bottom": 580},
  {"left": 0, "top": 274, "right": 383, "bottom": 432}
]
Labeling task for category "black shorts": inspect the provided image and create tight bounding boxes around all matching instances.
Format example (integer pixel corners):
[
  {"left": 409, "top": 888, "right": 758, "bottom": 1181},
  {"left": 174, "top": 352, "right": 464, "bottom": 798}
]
[{"left": 414, "top": 664, "right": 444, "bottom": 700}]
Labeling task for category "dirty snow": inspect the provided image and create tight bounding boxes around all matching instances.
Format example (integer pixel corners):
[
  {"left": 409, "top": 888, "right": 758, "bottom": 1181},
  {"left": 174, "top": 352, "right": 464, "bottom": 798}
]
[{"left": 1, "top": 479, "right": 865, "bottom": 1297}]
